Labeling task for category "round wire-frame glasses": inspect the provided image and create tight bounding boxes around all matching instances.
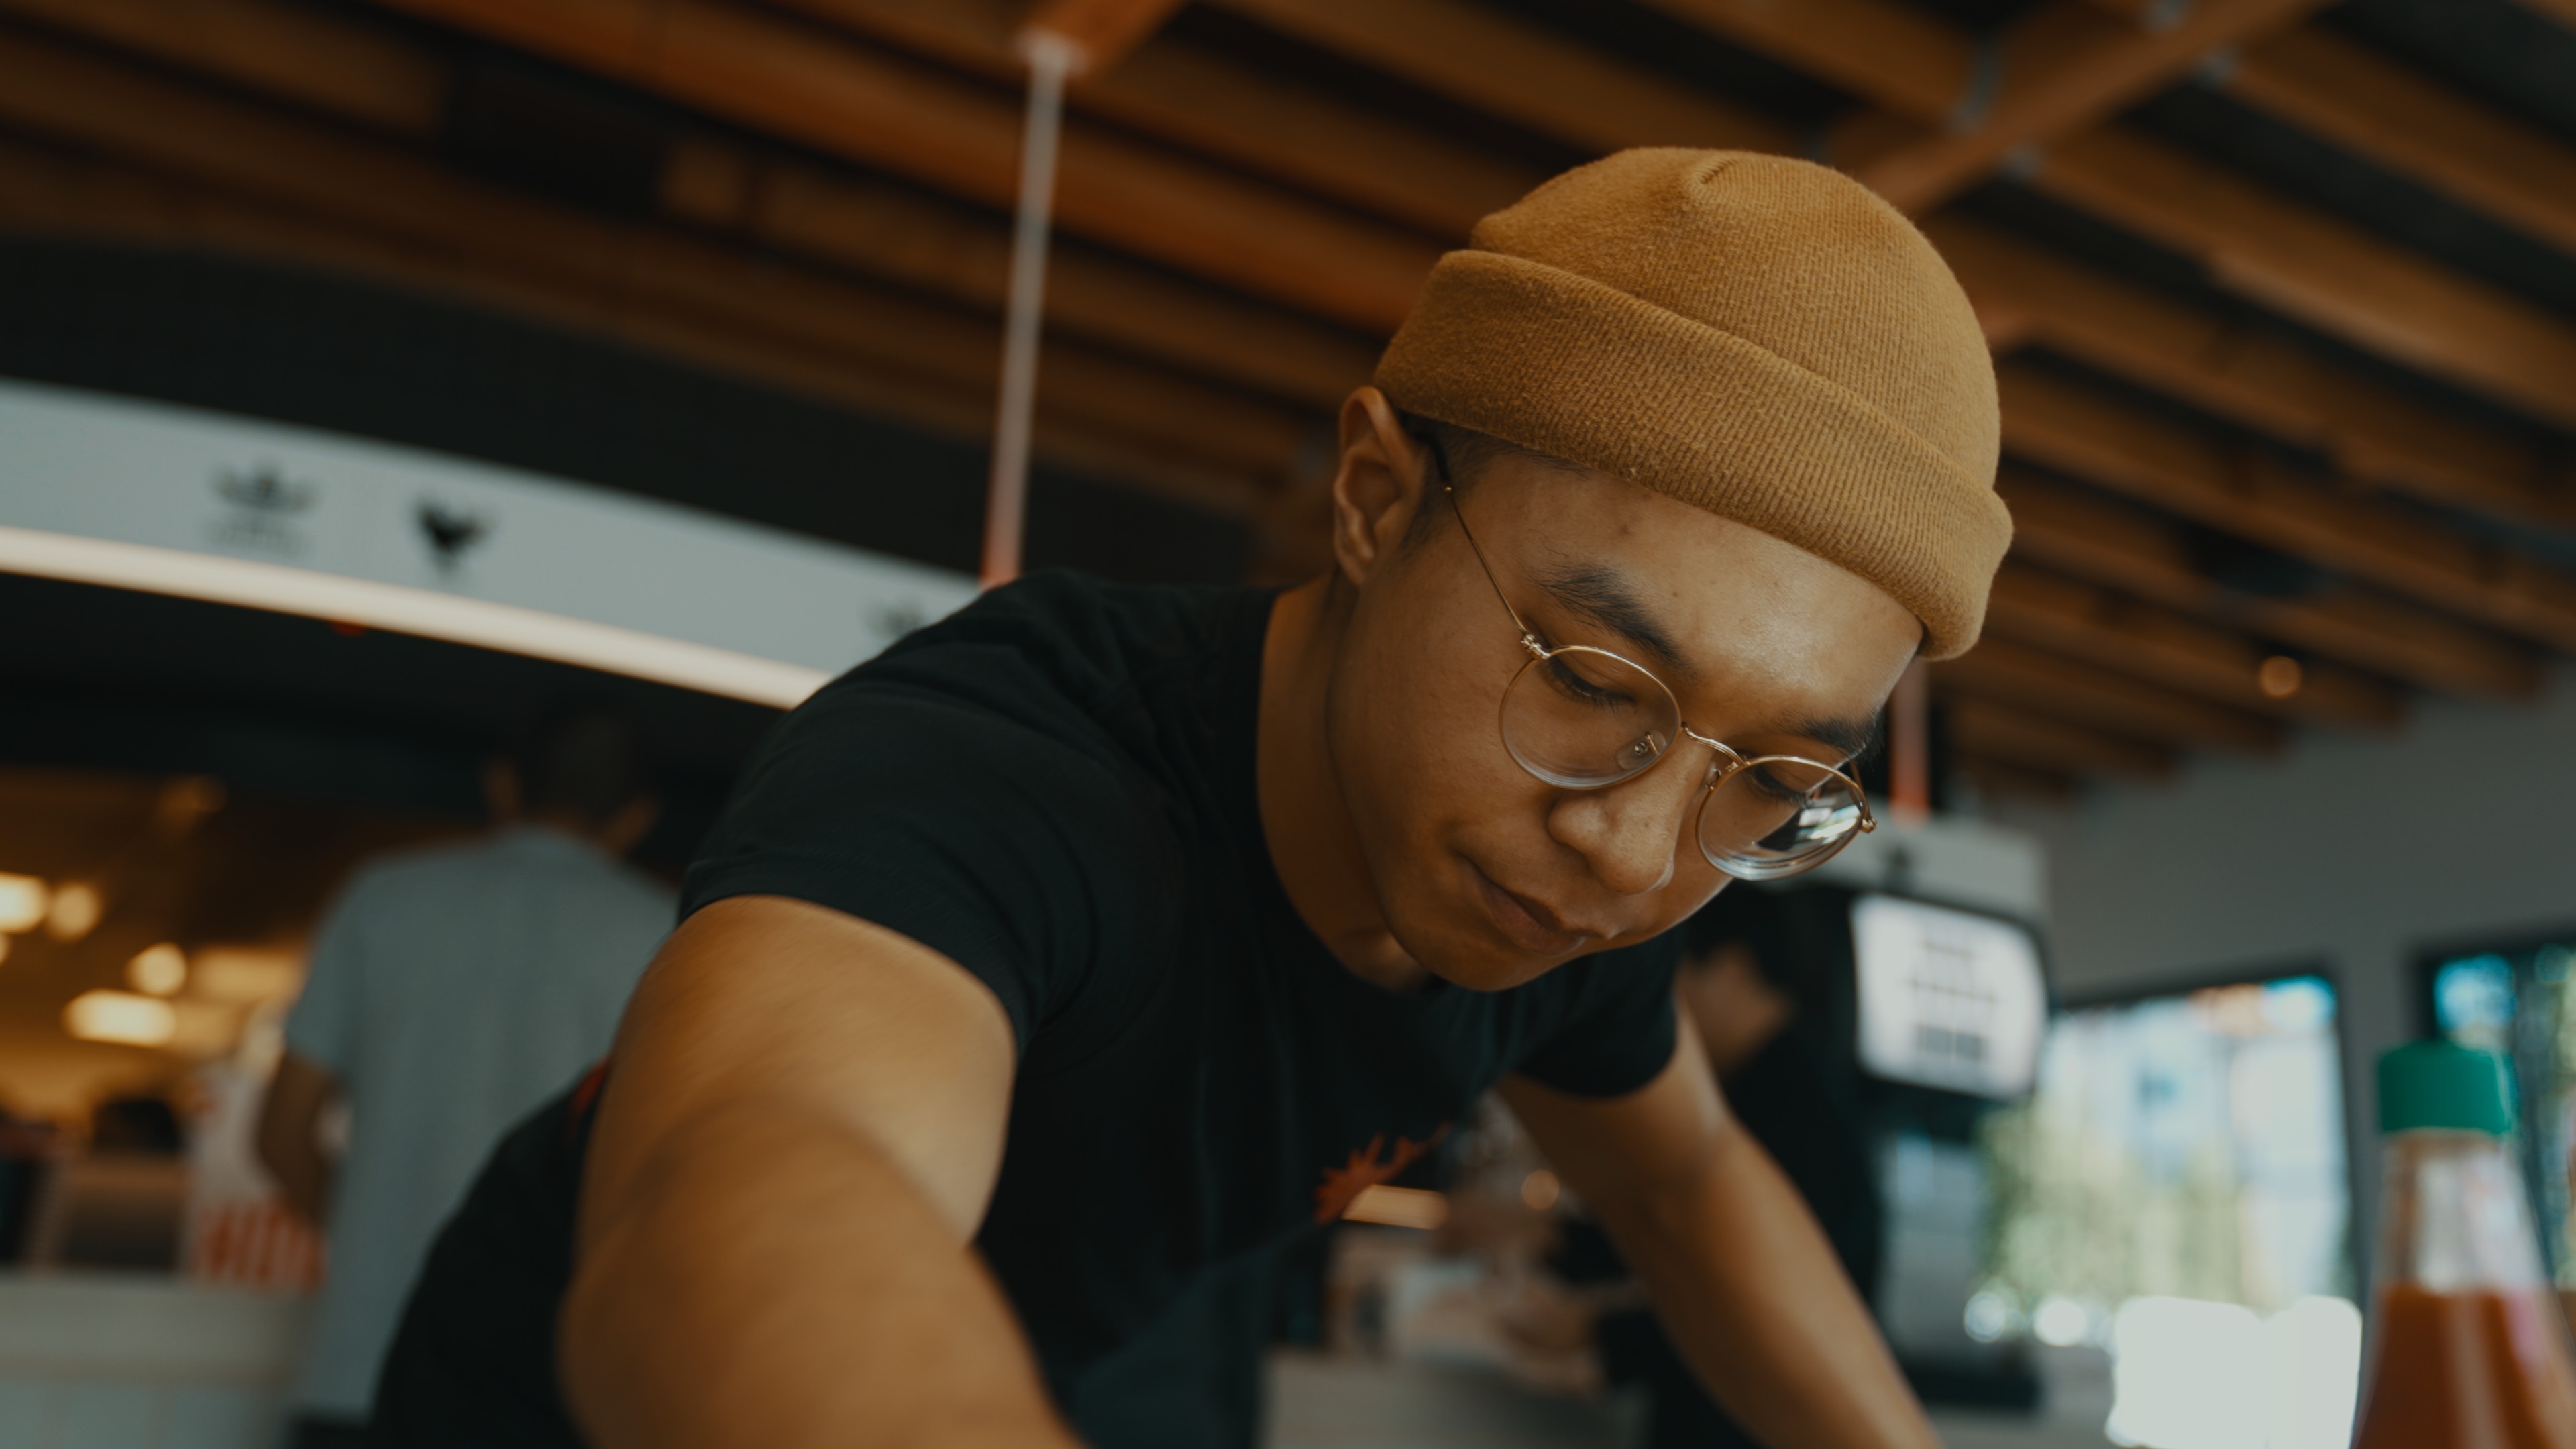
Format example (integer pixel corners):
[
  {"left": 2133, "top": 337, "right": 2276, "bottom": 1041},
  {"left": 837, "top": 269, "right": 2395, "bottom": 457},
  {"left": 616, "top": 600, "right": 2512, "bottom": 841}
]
[{"left": 1424, "top": 444, "right": 1876, "bottom": 881}]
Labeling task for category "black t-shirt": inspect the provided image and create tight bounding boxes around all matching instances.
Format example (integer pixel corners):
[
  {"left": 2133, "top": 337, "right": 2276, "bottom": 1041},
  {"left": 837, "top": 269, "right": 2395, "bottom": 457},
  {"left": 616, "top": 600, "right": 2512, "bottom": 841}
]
[{"left": 375, "top": 574, "right": 1679, "bottom": 1444}]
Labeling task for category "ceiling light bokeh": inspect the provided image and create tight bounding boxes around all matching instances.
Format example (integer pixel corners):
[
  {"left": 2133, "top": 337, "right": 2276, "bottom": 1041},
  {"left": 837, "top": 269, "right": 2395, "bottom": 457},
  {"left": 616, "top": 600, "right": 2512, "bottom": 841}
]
[
  {"left": 1520, "top": 1169, "right": 1561, "bottom": 1212},
  {"left": 46, "top": 881, "right": 101, "bottom": 942},
  {"left": 2258, "top": 655, "right": 2306, "bottom": 700},
  {"left": 191, "top": 947, "right": 304, "bottom": 1004},
  {"left": 0, "top": 873, "right": 49, "bottom": 933},
  {"left": 128, "top": 942, "right": 189, "bottom": 996},
  {"left": 167, "top": 1000, "right": 246, "bottom": 1058},
  {"left": 64, "top": 989, "right": 176, "bottom": 1047},
  {"left": 152, "top": 776, "right": 228, "bottom": 837}
]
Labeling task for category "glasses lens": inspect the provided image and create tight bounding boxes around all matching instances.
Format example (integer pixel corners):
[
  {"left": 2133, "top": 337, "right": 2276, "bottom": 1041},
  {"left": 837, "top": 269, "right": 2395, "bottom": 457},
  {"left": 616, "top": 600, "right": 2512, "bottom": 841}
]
[
  {"left": 1500, "top": 646, "right": 1681, "bottom": 789},
  {"left": 1699, "top": 759, "right": 1865, "bottom": 880}
]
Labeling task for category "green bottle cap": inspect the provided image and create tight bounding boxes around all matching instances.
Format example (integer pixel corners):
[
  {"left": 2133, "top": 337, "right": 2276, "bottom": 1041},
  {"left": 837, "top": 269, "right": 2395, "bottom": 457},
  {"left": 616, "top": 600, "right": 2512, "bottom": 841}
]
[{"left": 2379, "top": 1040, "right": 2515, "bottom": 1136}]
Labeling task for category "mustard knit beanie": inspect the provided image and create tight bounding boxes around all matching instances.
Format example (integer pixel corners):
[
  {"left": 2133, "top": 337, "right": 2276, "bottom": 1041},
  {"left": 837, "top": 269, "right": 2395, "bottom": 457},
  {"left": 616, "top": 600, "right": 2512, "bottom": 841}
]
[{"left": 1375, "top": 148, "right": 2009, "bottom": 659}]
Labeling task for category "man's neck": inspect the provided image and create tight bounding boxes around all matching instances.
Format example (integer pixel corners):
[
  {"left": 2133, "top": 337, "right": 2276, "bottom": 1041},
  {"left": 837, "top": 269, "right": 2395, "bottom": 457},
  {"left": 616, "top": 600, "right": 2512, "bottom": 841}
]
[{"left": 1256, "top": 578, "right": 1432, "bottom": 992}]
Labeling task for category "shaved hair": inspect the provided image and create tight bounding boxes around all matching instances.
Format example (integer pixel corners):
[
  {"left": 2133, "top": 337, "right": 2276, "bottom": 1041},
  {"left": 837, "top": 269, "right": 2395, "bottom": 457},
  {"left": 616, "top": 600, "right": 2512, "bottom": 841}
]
[{"left": 1395, "top": 410, "right": 1588, "bottom": 547}]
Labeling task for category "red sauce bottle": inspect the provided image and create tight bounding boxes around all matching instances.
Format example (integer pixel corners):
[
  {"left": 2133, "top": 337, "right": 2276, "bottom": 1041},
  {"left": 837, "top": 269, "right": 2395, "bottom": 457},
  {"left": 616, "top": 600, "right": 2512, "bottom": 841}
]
[{"left": 2355, "top": 1042, "right": 2576, "bottom": 1448}]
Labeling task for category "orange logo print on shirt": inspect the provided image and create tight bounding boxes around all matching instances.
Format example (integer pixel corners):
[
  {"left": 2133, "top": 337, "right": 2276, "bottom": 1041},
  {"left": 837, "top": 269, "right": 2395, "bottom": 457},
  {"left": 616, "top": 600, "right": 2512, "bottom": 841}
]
[{"left": 1312, "top": 1126, "right": 1450, "bottom": 1224}]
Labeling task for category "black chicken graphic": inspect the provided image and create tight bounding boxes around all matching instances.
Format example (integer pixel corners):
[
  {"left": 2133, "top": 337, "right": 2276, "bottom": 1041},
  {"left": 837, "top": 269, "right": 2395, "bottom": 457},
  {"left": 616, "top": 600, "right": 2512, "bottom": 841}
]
[{"left": 417, "top": 501, "right": 490, "bottom": 575}]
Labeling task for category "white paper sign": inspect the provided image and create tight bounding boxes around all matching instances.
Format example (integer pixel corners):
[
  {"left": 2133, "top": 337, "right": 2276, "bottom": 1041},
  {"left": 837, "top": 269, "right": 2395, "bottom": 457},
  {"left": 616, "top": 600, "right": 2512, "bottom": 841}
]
[{"left": 1851, "top": 893, "right": 2047, "bottom": 1099}]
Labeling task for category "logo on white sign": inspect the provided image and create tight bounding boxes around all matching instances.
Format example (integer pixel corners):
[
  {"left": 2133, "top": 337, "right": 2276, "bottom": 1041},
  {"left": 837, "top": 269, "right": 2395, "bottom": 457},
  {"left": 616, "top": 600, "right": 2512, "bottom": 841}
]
[{"left": 209, "top": 463, "right": 315, "bottom": 556}]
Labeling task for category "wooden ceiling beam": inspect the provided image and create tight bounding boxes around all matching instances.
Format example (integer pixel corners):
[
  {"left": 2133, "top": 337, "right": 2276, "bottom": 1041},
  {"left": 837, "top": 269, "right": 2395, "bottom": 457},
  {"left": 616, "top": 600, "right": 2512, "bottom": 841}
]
[
  {"left": 782, "top": 0, "right": 2576, "bottom": 492},
  {"left": 1021, "top": 0, "right": 1189, "bottom": 73},
  {"left": 769, "top": 0, "right": 1540, "bottom": 236},
  {"left": 1999, "top": 363, "right": 2576, "bottom": 654},
  {"left": 1996, "top": 468, "right": 2543, "bottom": 699},
  {"left": 1856, "top": 0, "right": 2334, "bottom": 213},
  {"left": 0, "top": 0, "right": 445, "bottom": 137},
  {"left": 2029, "top": 127, "right": 2576, "bottom": 433},
  {"left": 0, "top": 29, "right": 1313, "bottom": 502},
  {"left": 1065, "top": 33, "right": 1529, "bottom": 237},
  {"left": 356, "top": 0, "right": 1439, "bottom": 332},
  {"left": 1985, "top": 563, "right": 2407, "bottom": 729},
  {"left": 659, "top": 139, "right": 1376, "bottom": 407},
  {"left": 1925, "top": 215, "right": 2568, "bottom": 530},
  {"left": 1201, "top": 0, "right": 1796, "bottom": 157},
  {"left": 0, "top": 135, "right": 1266, "bottom": 511},
  {"left": 4, "top": 0, "right": 1380, "bottom": 407},
  {"left": 2221, "top": 27, "right": 2576, "bottom": 260},
  {"left": 1639, "top": 0, "right": 2330, "bottom": 213},
  {"left": 1944, "top": 696, "right": 2176, "bottom": 780},
  {"left": 2070, "top": 0, "right": 2179, "bottom": 19},
  {"left": 1935, "top": 634, "right": 2286, "bottom": 753},
  {"left": 1627, "top": 0, "right": 1973, "bottom": 121}
]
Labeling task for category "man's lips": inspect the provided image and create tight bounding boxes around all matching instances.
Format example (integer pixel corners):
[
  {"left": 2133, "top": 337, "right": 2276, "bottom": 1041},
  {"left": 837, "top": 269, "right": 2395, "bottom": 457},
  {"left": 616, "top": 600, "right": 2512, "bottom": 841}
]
[{"left": 1467, "top": 861, "right": 1595, "bottom": 957}]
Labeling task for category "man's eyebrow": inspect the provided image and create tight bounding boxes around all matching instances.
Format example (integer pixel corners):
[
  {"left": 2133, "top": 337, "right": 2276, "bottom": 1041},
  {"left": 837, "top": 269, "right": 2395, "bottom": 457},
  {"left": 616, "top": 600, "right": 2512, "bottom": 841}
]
[
  {"left": 1527, "top": 564, "right": 1888, "bottom": 763},
  {"left": 1530, "top": 564, "right": 1695, "bottom": 682},
  {"left": 1790, "top": 712, "right": 1882, "bottom": 765}
]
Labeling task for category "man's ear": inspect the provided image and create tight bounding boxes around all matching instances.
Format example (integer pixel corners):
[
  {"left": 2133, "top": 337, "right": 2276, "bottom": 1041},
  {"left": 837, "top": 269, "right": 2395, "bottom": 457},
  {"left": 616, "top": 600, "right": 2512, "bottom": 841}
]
[{"left": 1327, "top": 386, "right": 1431, "bottom": 590}]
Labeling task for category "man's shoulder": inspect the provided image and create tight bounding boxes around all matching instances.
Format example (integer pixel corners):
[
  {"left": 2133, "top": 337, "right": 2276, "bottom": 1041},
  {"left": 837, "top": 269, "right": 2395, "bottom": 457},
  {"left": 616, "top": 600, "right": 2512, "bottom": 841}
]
[
  {"left": 674, "top": 574, "right": 1258, "bottom": 980},
  {"left": 844, "top": 572, "right": 1259, "bottom": 724},
  {"left": 894, "top": 570, "right": 1248, "bottom": 655},
  {"left": 764, "top": 573, "right": 1261, "bottom": 807}
]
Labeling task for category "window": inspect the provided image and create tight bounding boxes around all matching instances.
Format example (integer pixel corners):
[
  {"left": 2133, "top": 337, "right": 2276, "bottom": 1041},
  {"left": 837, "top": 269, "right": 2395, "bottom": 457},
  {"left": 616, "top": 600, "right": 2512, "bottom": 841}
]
[
  {"left": 1978, "top": 975, "right": 2351, "bottom": 1330},
  {"left": 1973, "top": 974, "right": 2359, "bottom": 1449},
  {"left": 2427, "top": 937, "right": 2576, "bottom": 1285}
]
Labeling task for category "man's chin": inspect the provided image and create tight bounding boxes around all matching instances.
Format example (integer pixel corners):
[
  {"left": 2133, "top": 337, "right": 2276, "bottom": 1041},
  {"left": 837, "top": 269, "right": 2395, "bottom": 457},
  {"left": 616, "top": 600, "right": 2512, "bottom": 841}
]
[{"left": 1376, "top": 869, "right": 1597, "bottom": 991}]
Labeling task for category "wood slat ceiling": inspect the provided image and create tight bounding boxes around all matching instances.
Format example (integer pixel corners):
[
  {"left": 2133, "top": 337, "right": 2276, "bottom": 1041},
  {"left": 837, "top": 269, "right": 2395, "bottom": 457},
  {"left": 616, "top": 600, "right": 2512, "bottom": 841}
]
[{"left": 2, "top": 0, "right": 2572, "bottom": 799}]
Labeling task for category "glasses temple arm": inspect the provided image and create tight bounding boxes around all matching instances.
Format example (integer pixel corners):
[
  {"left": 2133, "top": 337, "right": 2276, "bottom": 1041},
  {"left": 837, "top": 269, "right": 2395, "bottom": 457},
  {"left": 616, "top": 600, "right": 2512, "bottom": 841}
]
[{"left": 1438, "top": 482, "right": 1545, "bottom": 653}]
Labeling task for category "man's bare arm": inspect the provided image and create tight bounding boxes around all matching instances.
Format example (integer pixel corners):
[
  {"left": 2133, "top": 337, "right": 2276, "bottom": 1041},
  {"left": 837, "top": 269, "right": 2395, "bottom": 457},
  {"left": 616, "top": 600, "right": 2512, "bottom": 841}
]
[
  {"left": 1502, "top": 1017, "right": 1937, "bottom": 1449},
  {"left": 560, "top": 894, "right": 1077, "bottom": 1449},
  {"left": 254, "top": 1051, "right": 338, "bottom": 1226}
]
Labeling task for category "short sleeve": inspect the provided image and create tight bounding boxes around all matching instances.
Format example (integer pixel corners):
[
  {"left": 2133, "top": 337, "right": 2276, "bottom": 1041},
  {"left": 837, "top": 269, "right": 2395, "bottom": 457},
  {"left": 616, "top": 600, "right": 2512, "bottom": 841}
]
[
  {"left": 1512, "top": 936, "right": 1681, "bottom": 1097},
  {"left": 679, "top": 681, "right": 1155, "bottom": 1051},
  {"left": 284, "top": 869, "right": 374, "bottom": 1075}
]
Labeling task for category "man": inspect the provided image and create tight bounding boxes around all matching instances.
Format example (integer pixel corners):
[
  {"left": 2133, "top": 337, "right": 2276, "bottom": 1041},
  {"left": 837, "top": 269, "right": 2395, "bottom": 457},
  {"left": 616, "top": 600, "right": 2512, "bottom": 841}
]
[
  {"left": 1572, "top": 885, "right": 1884, "bottom": 1448},
  {"left": 1674, "top": 892, "right": 1878, "bottom": 1299},
  {"left": 258, "top": 711, "right": 671, "bottom": 1447},
  {"left": 378, "top": 149, "right": 2010, "bottom": 1448}
]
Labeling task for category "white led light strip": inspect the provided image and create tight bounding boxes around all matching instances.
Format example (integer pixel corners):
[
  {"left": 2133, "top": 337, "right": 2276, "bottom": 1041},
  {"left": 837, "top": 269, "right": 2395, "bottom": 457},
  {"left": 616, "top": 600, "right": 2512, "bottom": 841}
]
[{"left": 0, "top": 525, "right": 830, "bottom": 709}]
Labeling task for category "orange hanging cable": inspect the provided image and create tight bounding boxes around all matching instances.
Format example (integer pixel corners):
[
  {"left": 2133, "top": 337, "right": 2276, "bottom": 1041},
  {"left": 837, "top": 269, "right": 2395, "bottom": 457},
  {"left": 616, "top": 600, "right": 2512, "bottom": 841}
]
[{"left": 1890, "top": 657, "right": 1930, "bottom": 823}]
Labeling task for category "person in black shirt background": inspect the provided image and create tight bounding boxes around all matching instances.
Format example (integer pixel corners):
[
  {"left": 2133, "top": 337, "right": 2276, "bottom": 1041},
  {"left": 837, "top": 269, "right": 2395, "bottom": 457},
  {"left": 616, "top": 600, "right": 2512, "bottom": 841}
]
[
  {"left": 374, "top": 149, "right": 2010, "bottom": 1449},
  {"left": 1554, "top": 885, "right": 1883, "bottom": 1449}
]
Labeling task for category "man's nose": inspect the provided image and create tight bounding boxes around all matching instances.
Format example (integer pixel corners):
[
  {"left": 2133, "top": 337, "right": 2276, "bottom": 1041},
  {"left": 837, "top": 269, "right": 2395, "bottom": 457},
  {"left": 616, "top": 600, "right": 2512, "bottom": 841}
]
[{"left": 1545, "top": 747, "right": 1710, "bottom": 897}]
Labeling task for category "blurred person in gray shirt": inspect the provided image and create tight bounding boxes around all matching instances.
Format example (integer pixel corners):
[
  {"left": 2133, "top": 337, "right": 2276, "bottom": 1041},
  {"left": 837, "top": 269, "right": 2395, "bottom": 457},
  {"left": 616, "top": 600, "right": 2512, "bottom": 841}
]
[{"left": 258, "top": 710, "right": 674, "bottom": 1448}]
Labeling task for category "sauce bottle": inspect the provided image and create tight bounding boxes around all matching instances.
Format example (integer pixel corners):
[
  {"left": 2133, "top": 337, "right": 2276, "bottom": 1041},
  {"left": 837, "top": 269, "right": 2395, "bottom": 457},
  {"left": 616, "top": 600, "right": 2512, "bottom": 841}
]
[{"left": 2355, "top": 1041, "right": 2576, "bottom": 1448}]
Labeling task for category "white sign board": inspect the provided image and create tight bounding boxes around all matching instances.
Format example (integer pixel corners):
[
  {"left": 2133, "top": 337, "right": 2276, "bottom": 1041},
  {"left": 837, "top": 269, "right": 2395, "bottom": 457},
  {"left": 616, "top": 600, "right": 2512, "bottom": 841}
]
[
  {"left": 1851, "top": 892, "right": 2047, "bottom": 1099},
  {"left": 0, "top": 379, "right": 977, "bottom": 704}
]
